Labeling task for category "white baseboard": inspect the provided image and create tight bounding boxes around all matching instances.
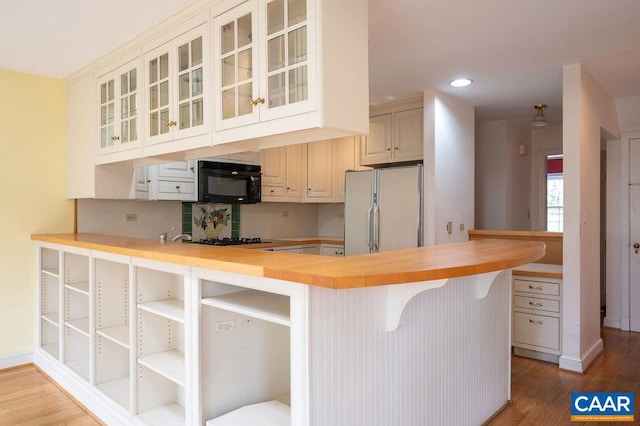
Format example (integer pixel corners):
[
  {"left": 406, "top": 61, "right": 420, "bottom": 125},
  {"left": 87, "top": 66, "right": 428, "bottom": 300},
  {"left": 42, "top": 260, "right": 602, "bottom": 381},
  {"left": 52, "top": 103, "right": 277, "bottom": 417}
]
[
  {"left": 559, "top": 338, "right": 604, "bottom": 373},
  {"left": 0, "top": 351, "right": 33, "bottom": 370},
  {"left": 603, "top": 317, "right": 621, "bottom": 329}
]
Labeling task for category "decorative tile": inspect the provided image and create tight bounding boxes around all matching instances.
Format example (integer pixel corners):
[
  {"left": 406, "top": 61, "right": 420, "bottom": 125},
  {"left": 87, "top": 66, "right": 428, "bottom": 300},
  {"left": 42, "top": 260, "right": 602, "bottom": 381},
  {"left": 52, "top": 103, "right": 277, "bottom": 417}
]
[{"left": 191, "top": 203, "right": 232, "bottom": 241}]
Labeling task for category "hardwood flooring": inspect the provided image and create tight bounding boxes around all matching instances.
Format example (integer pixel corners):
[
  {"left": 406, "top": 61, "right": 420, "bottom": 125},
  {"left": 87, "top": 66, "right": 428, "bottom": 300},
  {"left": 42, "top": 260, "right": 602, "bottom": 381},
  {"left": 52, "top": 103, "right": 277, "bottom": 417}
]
[
  {"left": 489, "top": 327, "right": 640, "bottom": 425},
  {"left": 0, "top": 327, "right": 637, "bottom": 425},
  {"left": 0, "top": 364, "right": 101, "bottom": 426}
]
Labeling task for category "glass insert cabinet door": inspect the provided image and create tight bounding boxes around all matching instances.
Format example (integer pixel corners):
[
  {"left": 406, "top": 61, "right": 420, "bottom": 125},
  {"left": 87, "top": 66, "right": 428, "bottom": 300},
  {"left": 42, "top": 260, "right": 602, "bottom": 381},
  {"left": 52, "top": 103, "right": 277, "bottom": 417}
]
[
  {"left": 214, "top": 1, "right": 258, "bottom": 129},
  {"left": 265, "top": 0, "right": 309, "bottom": 109},
  {"left": 97, "top": 61, "right": 140, "bottom": 154},
  {"left": 145, "top": 23, "right": 208, "bottom": 144}
]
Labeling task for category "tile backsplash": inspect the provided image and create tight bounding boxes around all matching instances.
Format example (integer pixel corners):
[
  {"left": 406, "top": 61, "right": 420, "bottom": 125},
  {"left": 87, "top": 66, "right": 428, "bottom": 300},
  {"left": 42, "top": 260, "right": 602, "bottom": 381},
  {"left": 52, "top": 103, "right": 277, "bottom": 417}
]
[{"left": 183, "top": 203, "right": 240, "bottom": 240}]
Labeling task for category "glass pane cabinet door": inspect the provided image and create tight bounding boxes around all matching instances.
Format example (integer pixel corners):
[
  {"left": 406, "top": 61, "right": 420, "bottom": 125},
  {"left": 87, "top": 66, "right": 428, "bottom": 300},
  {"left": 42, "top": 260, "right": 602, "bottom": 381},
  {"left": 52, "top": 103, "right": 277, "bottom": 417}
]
[
  {"left": 148, "top": 53, "right": 171, "bottom": 138},
  {"left": 215, "top": 2, "right": 258, "bottom": 128},
  {"left": 99, "top": 79, "right": 115, "bottom": 149},
  {"left": 119, "top": 68, "right": 138, "bottom": 146},
  {"left": 177, "top": 36, "right": 204, "bottom": 130},
  {"left": 266, "top": 0, "right": 308, "bottom": 109}
]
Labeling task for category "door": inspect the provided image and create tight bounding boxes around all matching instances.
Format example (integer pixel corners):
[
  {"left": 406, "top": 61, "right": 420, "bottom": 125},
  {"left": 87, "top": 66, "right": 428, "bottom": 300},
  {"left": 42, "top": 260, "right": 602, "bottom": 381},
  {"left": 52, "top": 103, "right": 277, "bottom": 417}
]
[
  {"left": 629, "top": 137, "right": 640, "bottom": 331},
  {"left": 344, "top": 170, "right": 373, "bottom": 256},
  {"left": 377, "top": 165, "right": 422, "bottom": 252}
]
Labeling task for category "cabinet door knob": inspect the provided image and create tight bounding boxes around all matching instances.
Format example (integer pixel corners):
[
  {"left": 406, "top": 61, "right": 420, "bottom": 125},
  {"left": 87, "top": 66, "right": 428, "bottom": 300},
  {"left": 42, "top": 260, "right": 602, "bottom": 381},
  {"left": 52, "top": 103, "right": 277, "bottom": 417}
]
[
  {"left": 386, "top": 147, "right": 391, "bottom": 151},
  {"left": 270, "top": 189, "right": 275, "bottom": 193},
  {"left": 111, "top": 135, "right": 120, "bottom": 141},
  {"left": 176, "top": 185, "right": 181, "bottom": 192},
  {"left": 528, "top": 285, "right": 544, "bottom": 290},
  {"left": 166, "top": 120, "right": 177, "bottom": 127},
  {"left": 394, "top": 146, "right": 399, "bottom": 150}
]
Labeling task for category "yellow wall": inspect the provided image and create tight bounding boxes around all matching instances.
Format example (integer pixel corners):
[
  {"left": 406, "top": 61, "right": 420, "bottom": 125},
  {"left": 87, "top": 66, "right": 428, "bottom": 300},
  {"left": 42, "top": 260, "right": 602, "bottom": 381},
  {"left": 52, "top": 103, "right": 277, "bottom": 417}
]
[{"left": 0, "top": 69, "right": 73, "bottom": 357}]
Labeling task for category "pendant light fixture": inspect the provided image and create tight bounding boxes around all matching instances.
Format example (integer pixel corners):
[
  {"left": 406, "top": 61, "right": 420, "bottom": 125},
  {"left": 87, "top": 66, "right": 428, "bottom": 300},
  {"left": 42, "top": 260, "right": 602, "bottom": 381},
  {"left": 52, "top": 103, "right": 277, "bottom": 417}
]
[{"left": 531, "top": 104, "right": 548, "bottom": 127}]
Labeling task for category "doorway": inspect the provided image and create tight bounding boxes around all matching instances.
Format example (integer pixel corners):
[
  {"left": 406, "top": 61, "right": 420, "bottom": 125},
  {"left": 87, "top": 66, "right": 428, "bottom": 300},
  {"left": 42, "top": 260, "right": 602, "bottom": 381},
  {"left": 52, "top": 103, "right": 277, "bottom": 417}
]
[{"left": 629, "top": 137, "right": 640, "bottom": 332}]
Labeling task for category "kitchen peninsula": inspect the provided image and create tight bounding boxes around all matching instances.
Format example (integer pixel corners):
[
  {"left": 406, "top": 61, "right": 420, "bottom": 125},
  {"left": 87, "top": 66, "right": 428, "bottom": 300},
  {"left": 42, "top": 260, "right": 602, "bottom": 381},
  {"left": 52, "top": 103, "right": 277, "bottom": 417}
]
[{"left": 32, "top": 233, "right": 544, "bottom": 426}]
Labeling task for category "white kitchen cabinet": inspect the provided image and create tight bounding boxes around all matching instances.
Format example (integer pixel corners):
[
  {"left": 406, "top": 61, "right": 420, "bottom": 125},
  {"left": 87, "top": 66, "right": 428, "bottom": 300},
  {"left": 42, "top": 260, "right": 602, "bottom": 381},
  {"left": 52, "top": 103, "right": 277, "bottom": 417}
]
[
  {"left": 134, "top": 259, "right": 192, "bottom": 425},
  {"left": 305, "top": 140, "right": 333, "bottom": 202},
  {"left": 361, "top": 100, "right": 424, "bottom": 166},
  {"left": 210, "top": 0, "right": 368, "bottom": 147},
  {"left": 207, "top": 151, "right": 260, "bottom": 165},
  {"left": 512, "top": 273, "right": 562, "bottom": 363},
  {"left": 94, "top": 252, "right": 132, "bottom": 411},
  {"left": 213, "top": 0, "right": 315, "bottom": 132},
  {"left": 67, "top": 74, "right": 136, "bottom": 199},
  {"left": 143, "top": 18, "right": 211, "bottom": 157},
  {"left": 35, "top": 241, "right": 308, "bottom": 425},
  {"left": 61, "top": 248, "right": 91, "bottom": 381},
  {"left": 38, "top": 244, "right": 61, "bottom": 361},
  {"left": 135, "top": 160, "right": 197, "bottom": 201},
  {"left": 96, "top": 58, "right": 143, "bottom": 163},
  {"left": 331, "top": 137, "right": 357, "bottom": 202},
  {"left": 320, "top": 244, "right": 344, "bottom": 256},
  {"left": 260, "top": 143, "right": 305, "bottom": 202}
]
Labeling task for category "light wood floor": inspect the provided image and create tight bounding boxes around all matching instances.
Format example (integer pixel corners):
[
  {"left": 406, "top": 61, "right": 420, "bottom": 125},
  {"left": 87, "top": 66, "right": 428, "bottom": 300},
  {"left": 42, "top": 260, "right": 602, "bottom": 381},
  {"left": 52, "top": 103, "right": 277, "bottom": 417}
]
[
  {"left": 489, "top": 326, "right": 640, "bottom": 425},
  {"left": 0, "top": 364, "right": 101, "bottom": 425},
  {"left": 0, "top": 327, "right": 637, "bottom": 425}
]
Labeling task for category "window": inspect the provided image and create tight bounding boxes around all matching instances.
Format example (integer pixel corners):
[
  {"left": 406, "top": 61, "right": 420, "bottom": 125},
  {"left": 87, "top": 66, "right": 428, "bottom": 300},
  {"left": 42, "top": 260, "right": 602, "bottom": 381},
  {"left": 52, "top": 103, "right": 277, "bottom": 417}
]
[{"left": 546, "top": 155, "right": 563, "bottom": 232}]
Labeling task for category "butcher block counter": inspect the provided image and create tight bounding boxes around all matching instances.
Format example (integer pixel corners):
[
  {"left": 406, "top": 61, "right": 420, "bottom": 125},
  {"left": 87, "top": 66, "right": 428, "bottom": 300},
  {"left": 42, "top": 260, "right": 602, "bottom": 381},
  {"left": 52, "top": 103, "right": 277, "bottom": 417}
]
[
  {"left": 32, "top": 233, "right": 544, "bottom": 426},
  {"left": 31, "top": 233, "right": 544, "bottom": 289}
]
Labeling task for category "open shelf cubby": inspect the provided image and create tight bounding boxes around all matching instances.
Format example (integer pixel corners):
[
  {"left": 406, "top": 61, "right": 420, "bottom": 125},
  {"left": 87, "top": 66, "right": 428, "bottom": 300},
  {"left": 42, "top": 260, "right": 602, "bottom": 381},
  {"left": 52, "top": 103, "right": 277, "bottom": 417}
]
[
  {"left": 135, "top": 364, "right": 185, "bottom": 426},
  {"left": 95, "top": 333, "right": 130, "bottom": 410},
  {"left": 200, "top": 279, "right": 291, "bottom": 423}
]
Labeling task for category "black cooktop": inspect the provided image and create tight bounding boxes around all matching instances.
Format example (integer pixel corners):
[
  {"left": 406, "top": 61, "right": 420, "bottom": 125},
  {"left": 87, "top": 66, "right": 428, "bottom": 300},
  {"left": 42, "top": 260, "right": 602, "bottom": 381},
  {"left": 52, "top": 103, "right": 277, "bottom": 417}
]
[{"left": 196, "top": 237, "right": 263, "bottom": 246}]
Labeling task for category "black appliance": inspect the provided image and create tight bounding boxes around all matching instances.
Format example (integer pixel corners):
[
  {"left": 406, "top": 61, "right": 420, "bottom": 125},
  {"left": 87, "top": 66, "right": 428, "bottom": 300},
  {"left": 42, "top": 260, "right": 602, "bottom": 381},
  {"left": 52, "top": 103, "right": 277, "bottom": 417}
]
[
  {"left": 196, "top": 237, "right": 263, "bottom": 246},
  {"left": 198, "top": 161, "right": 261, "bottom": 204}
]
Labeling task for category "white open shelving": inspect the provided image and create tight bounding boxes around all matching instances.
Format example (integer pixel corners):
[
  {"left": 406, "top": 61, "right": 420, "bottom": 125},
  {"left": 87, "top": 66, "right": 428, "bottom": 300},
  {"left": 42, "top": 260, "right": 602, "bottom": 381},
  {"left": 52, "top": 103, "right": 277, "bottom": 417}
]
[
  {"left": 202, "top": 289, "right": 290, "bottom": 327},
  {"left": 136, "top": 402, "right": 185, "bottom": 426},
  {"left": 138, "top": 299, "right": 185, "bottom": 323},
  {"left": 65, "top": 317, "right": 89, "bottom": 336},
  {"left": 65, "top": 281, "right": 90, "bottom": 296},
  {"left": 42, "top": 312, "right": 59, "bottom": 326},
  {"left": 96, "top": 324, "right": 129, "bottom": 348},
  {"left": 138, "top": 349, "right": 186, "bottom": 386},
  {"left": 96, "top": 376, "right": 130, "bottom": 409}
]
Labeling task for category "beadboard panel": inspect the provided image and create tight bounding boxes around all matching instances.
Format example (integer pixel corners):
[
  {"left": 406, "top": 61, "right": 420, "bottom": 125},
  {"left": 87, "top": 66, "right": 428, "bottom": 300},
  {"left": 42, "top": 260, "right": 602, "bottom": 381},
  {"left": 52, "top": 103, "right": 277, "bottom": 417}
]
[{"left": 308, "top": 271, "right": 511, "bottom": 426}]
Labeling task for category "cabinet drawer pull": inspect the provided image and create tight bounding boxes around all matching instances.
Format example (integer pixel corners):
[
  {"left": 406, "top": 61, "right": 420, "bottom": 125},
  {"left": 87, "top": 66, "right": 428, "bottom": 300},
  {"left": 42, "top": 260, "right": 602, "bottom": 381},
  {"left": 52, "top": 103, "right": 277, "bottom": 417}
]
[
  {"left": 529, "top": 301, "right": 544, "bottom": 307},
  {"left": 529, "top": 319, "right": 544, "bottom": 325},
  {"left": 528, "top": 285, "right": 544, "bottom": 290},
  {"left": 175, "top": 185, "right": 181, "bottom": 192}
]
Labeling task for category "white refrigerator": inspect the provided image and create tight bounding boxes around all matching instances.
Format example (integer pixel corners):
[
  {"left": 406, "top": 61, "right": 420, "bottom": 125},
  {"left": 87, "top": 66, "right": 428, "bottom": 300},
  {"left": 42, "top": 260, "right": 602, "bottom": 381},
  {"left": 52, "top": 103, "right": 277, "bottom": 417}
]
[{"left": 344, "top": 164, "right": 423, "bottom": 255}]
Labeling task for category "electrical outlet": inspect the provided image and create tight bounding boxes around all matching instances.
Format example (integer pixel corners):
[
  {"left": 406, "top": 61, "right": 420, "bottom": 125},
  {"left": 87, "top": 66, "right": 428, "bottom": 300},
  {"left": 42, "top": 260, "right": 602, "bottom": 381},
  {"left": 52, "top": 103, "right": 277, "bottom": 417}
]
[
  {"left": 214, "top": 320, "right": 235, "bottom": 331},
  {"left": 124, "top": 213, "right": 137, "bottom": 223},
  {"left": 459, "top": 223, "right": 465, "bottom": 231}
]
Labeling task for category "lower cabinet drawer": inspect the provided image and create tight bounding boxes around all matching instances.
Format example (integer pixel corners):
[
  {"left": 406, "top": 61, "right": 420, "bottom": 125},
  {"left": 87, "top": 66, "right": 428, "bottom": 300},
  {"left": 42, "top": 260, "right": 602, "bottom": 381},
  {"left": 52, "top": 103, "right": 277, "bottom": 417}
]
[
  {"left": 513, "top": 311, "right": 560, "bottom": 351},
  {"left": 158, "top": 180, "right": 195, "bottom": 194},
  {"left": 263, "top": 185, "right": 285, "bottom": 197},
  {"left": 514, "top": 295, "right": 560, "bottom": 313},
  {"left": 514, "top": 279, "right": 559, "bottom": 296}
]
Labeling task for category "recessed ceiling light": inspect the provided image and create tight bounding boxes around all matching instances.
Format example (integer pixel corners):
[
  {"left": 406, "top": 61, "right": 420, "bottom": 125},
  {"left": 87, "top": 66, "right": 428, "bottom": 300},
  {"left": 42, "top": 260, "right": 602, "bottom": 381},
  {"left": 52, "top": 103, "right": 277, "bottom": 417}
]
[{"left": 449, "top": 78, "right": 473, "bottom": 88}]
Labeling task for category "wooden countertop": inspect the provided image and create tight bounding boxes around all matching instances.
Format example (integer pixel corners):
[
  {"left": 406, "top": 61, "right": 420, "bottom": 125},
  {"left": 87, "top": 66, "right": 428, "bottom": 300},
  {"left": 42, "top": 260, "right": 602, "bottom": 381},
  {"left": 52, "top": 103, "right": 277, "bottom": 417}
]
[
  {"left": 512, "top": 262, "right": 563, "bottom": 279},
  {"left": 32, "top": 233, "right": 545, "bottom": 289}
]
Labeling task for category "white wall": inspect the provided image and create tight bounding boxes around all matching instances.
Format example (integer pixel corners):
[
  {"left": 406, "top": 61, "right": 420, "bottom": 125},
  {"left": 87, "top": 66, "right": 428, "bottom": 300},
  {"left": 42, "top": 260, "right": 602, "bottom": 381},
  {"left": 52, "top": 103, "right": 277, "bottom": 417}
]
[
  {"left": 77, "top": 199, "right": 336, "bottom": 240},
  {"left": 240, "top": 203, "right": 319, "bottom": 239},
  {"left": 560, "top": 63, "right": 619, "bottom": 372},
  {"left": 475, "top": 122, "right": 507, "bottom": 229},
  {"left": 475, "top": 121, "right": 531, "bottom": 230},
  {"left": 424, "top": 90, "right": 475, "bottom": 245},
  {"left": 77, "top": 199, "right": 183, "bottom": 239}
]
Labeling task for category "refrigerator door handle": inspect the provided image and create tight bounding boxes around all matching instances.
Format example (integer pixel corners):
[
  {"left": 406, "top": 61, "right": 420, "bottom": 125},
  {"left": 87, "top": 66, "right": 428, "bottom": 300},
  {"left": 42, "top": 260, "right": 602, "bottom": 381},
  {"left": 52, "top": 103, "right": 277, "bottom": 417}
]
[
  {"left": 372, "top": 205, "right": 380, "bottom": 252},
  {"left": 367, "top": 205, "right": 374, "bottom": 252}
]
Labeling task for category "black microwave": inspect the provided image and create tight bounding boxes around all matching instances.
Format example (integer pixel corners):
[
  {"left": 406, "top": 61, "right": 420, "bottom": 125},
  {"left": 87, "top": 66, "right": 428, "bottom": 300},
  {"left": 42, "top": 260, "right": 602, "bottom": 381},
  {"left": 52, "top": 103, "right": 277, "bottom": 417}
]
[{"left": 198, "top": 161, "right": 261, "bottom": 204}]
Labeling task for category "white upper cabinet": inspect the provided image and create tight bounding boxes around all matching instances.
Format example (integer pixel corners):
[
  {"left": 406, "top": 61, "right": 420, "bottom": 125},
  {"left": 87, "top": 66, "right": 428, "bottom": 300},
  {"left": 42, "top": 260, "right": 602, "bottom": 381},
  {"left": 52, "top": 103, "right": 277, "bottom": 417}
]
[
  {"left": 260, "top": 143, "right": 305, "bottom": 202},
  {"left": 143, "top": 20, "right": 211, "bottom": 156},
  {"left": 213, "top": 0, "right": 314, "bottom": 132},
  {"left": 96, "top": 59, "right": 143, "bottom": 163},
  {"left": 361, "top": 99, "right": 424, "bottom": 166}
]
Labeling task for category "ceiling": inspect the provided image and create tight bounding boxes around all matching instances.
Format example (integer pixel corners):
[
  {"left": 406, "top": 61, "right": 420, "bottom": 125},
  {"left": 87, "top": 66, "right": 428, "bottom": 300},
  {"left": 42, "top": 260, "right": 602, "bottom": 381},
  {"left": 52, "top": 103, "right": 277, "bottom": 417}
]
[{"left": 2, "top": 0, "right": 640, "bottom": 130}]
